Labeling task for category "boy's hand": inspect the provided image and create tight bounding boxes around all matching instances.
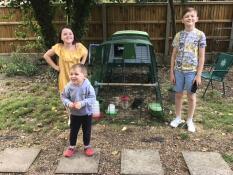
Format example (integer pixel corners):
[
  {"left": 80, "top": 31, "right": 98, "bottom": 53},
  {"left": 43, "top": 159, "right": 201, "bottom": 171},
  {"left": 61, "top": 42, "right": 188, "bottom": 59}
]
[
  {"left": 68, "top": 102, "right": 75, "bottom": 109},
  {"left": 170, "top": 71, "right": 176, "bottom": 84},
  {"left": 195, "top": 75, "right": 202, "bottom": 86},
  {"left": 74, "top": 102, "right": 82, "bottom": 109}
]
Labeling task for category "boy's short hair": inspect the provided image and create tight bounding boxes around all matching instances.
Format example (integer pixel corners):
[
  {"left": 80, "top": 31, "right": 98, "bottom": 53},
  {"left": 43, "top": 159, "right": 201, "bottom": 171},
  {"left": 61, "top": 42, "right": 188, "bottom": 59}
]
[
  {"left": 70, "top": 63, "right": 87, "bottom": 77},
  {"left": 182, "top": 7, "right": 198, "bottom": 17}
]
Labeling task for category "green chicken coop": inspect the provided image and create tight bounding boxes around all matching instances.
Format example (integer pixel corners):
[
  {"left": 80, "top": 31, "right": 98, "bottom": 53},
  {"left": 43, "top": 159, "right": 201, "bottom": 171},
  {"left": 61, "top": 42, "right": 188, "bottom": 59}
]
[{"left": 89, "top": 30, "right": 163, "bottom": 117}]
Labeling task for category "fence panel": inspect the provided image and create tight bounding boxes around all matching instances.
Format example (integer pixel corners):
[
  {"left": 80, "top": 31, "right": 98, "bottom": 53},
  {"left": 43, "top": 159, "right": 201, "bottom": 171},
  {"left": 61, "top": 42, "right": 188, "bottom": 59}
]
[{"left": 0, "top": 2, "right": 232, "bottom": 64}]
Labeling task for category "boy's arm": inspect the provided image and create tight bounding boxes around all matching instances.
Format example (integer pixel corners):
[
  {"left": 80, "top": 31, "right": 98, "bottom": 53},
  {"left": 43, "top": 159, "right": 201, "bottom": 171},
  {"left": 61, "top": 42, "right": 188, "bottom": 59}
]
[
  {"left": 79, "top": 85, "right": 96, "bottom": 108},
  {"left": 170, "top": 48, "right": 178, "bottom": 84},
  {"left": 61, "top": 86, "right": 73, "bottom": 108},
  {"left": 195, "top": 47, "right": 205, "bottom": 85}
]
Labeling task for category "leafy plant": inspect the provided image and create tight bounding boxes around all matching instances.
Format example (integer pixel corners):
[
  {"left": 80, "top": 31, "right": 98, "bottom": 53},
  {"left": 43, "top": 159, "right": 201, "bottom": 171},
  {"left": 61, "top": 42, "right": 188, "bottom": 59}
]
[
  {"left": 2, "top": 53, "right": 39, "bottom": 77},
  {"left": 0, "top": 57, "right": 7, "bottom": 73},
  {"left": 222, "top": 154, "right": 233, "bottom": 164},
  {"left": 179, "top": 132, "right": 189, "bottom": 140}
]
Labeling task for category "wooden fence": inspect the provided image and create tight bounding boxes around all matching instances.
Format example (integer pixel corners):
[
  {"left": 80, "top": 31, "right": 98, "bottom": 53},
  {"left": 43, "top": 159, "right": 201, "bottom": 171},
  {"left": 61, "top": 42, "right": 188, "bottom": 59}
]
[{"left": 0, "top": 2, "right": 233, "bottom": 63}]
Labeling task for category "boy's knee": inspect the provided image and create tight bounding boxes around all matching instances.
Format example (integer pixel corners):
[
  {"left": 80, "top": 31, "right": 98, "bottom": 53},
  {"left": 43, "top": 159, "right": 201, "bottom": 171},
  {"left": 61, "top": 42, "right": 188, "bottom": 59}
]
[
  {"left": 175, "top": 92, "right": 183, "bottom": 100},
  {"left": 176, "top": 92, "right": 183, "bottom": 97},
  {"left": 188, "top": 93, "right": 196, "bottom": 101}
]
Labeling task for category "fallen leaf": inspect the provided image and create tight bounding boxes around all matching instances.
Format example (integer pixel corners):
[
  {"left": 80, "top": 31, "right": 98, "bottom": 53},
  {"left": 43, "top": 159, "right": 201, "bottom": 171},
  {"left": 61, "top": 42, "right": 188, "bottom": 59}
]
[
  {"left": 111, "top": 151, "right": 118, "bottom": 155},
  {"left": 122, "top": 126, "right": 127, "bottom": 131}
]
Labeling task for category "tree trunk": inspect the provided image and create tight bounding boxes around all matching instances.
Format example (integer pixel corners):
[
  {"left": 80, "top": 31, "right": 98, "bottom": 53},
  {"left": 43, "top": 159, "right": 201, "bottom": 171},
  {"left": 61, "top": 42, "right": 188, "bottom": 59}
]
[
  {"left": 29, "top": 0, "right": 56, "bottom": 49},
  {"left": 168, "top": 0, "right": 176, "bottom": 38}
]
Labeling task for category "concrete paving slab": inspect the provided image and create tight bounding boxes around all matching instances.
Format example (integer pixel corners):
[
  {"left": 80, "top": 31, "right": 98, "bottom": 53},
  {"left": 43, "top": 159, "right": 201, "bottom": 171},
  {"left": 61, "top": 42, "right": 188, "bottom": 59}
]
[
  {"left": 121, "top": 149, "right": 164, "bottom": 175},
  {"left": 0, "top": 148, "right": 41, "bottom": 173},
  {"left": 182, "top": 151, "right": 233, "bottom": 175},
  {"left": 55, "top": 148, "right": 100, "bottom": 174}
]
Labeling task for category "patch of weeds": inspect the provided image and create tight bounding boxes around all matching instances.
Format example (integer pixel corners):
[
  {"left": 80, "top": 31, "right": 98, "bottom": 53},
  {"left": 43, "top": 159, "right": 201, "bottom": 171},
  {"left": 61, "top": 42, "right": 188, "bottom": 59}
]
[
  {"left": 179, "top": 132, "right": 189, "bottom": 140},
  {"left": 20, "top": 125, "right": 34, "bottom": 133},
  {"left": 54, "top": 120, "right": 69, "bottom": 130},
  {"left": 199, "top": 94, "right": 233, "bottom": 133},
  {"left": 2, "top": 53, "right": 39, "bottom": 77},
  {"left": 222, "top": 154, "right": 233, "bottom": 164},
  {"left": 0, "top": 84, "right": 67, "bottom": 133},
  {"left": 0, "top": 57, "right": 7, "bottom": 73},
  {"left": 202, "top": 90, "right": 222, "bottom": 102}
]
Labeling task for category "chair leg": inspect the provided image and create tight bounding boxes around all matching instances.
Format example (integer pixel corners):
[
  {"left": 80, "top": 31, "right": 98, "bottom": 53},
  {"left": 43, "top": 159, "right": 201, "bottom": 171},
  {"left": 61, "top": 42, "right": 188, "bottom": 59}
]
[
  {"left": 202, "top": 80, "right": 211, "bottom": 98},
  {"left": 210, "top": 80, "right": 213, "bottom": 90},
  {"left": 222, "top": 82, "right": 225, "bottom": 96}
]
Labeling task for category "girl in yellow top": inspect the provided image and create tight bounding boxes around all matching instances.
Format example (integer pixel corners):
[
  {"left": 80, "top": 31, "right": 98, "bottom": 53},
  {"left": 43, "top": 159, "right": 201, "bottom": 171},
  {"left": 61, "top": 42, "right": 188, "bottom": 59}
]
[{"left": 43, "top": 26, "right": 88, "bottom": 93}]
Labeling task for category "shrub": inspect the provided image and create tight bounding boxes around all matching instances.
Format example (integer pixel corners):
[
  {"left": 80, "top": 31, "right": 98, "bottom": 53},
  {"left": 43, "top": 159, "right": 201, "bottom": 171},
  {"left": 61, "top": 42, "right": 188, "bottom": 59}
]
[
  {"left": 0, "top": 57, "right": 7, "bottom": 73},
  {"left": 2, "top": 53, "right": 39, "bottom": 77}
]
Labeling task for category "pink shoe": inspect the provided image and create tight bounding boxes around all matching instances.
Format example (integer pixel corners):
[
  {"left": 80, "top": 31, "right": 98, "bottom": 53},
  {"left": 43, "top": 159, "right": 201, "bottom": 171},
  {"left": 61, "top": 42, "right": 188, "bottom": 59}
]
[
  {"left": 64, "top": 148, "right": 75, "bottom": 157},
  {"left": 84, "top": 148, "right": 94, "bottom": 157}
]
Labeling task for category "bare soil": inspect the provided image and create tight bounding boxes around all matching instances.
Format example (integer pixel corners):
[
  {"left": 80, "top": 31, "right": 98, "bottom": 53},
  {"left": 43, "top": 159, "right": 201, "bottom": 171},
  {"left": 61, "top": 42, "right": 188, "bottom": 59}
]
[{"left": 0, "top": 67, "right": 233, "bottom": 175}]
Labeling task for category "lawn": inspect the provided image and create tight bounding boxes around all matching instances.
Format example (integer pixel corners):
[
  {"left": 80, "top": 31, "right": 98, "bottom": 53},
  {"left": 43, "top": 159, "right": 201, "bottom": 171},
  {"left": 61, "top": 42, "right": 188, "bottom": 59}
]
[{"left": 0, "top": 64, "right": 232, "bottom": 174}]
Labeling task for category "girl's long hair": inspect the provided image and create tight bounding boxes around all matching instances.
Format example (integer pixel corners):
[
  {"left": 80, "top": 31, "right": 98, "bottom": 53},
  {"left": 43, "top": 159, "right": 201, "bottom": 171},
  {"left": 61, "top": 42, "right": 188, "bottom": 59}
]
[{"left": 57, "top": 25, "right": 78, "bottom": 45}]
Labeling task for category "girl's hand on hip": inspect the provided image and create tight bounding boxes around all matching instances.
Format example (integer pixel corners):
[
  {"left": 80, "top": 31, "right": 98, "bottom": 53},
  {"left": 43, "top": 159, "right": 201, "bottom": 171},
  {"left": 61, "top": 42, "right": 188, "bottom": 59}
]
[{"left": 55, "top": 65, "right": 60, "bottom": 72}]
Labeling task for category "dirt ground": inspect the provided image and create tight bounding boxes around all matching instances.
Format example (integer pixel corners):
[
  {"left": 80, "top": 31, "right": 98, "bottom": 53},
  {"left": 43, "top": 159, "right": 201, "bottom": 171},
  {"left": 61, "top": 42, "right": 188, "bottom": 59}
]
[{"left": 0, "top": 67, "right": 233, "bottom": 175}]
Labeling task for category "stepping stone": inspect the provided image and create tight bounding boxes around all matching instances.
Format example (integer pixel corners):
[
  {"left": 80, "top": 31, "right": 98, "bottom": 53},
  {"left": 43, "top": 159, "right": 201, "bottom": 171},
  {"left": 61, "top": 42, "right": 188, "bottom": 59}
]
[
  {"left": 0, "top": 148, "right": 41, "bottom": 173},
  {"left": 121, "top": 149, "right": 164, "bottom": 175},
  {"left": 182, "top": 151, "right": 233, "bottom": 175},
  {"left": 55, "top": 148, "right": 100, "bottom": 174}
]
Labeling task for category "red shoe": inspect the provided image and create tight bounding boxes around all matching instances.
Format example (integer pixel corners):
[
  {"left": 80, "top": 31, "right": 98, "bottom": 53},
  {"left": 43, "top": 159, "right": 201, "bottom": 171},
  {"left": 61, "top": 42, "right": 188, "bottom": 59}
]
[
  {"left": 64, "top": 148, "right": 75, "bottom": 157},
  {"left": 84, "top": 148, "right": 94, "bottom": 157}
]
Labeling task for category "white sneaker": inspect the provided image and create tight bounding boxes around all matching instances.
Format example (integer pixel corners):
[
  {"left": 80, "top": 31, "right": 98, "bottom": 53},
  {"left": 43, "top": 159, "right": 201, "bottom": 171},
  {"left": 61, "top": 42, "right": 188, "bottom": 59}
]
[
  {"left": 187, "top": 121, "right": 196, "bottom": 132},
  {"left": 170, "top": 117, "right": 183, "bottom": 128}
]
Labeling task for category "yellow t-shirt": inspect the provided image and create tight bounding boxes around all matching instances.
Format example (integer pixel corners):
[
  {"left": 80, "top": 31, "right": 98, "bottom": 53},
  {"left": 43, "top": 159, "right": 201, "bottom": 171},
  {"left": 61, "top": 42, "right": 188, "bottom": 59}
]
[{"left": 52, "top": 43, "right": 88, "bottom": 93}]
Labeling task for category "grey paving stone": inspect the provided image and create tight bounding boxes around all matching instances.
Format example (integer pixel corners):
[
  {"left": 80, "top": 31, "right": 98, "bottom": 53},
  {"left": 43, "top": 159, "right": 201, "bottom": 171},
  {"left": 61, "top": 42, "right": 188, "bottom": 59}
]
[
  {"left": 55, "top": 148, "right": 100, "bottom": 174},
  {"left": 0, "top": 148, "right": 41, "bottom": 173},
  {"left": 121, "top": 149, "right": 164, "bottom": 175},
  {"left": 182, "top": 151, "right": 233, "bottom": 175}
]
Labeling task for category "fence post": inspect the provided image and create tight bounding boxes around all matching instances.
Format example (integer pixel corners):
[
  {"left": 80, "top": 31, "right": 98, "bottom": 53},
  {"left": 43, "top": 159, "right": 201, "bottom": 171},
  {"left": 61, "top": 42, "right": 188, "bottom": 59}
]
[
  {"left": 102, "top": 4, "right": 107, "bottom": 41},
  {"left": 229, "top": 20, "right": 233, "bottom": 51},
  {"left": 164, "top": 2, "right": 171, "bottom": 65}
]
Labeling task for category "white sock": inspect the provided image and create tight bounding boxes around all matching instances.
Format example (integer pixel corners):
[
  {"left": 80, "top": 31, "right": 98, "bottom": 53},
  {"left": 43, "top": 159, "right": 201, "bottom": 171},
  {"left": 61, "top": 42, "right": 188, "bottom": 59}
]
[
  {"left": 187, "top": 117, "right": 193, "bottom": 123},
  {"left": 69, "top": 146, "right": 75, "bottom": 149},
  {"left": 84, "top": 145, "right": 91, "bottom": 149}
]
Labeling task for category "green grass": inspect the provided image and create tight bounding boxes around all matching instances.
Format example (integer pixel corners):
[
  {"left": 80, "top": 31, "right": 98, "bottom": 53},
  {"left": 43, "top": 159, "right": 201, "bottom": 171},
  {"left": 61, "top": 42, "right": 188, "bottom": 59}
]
[
  {"left": 0, "top": 82, "right": 68, "bottom": 133},
  {"left": 198, "top": 90, "right": 233, "bottom": 133},
  {"left": 222, "top": 154, "right": 233, "bottom": 164},
  {"left": 179, "top": 132, "right": 190, "bottom": 140},
  {"left": 1, "top": 69, "right": 233, "bottom": 134}
]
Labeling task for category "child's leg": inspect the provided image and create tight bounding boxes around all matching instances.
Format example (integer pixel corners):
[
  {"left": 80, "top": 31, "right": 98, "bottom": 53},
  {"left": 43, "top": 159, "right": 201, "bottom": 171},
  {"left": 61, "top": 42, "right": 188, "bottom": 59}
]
[
  {"left": 82, "top": 115, "right": 94, "bottom": 156},
  {"left": 64, "top": 115, "right": 82, "bottom": 157},
  {"left": 174, "top": 70, "right": 185, "bottom": 118},
  {"left": 170, "top": 71, "right": 185, "bottom": 128},
  {"left": 175, "top": 92, "right": 183, "bottom": 118},
  {"left": 81, "top": 115, "right": 92, "bottom": 146},
  {"left": 70, "top": 115, "right": 82, "bottom": 146},
  {"left": 185, "top": 72, "right": 197, "bottom": 120},
  {"left": 187, "top": 93, "right": 196, "bottom": 120},
  {"left": 185, "top": 72, "right": 196, "bottom": 132}
]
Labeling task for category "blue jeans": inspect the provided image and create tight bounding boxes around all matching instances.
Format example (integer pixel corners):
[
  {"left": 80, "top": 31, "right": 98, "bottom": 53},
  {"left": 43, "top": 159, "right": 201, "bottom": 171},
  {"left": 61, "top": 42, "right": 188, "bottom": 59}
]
[{"left": 174, "top": 71, "right": 196, "bottom": 93}]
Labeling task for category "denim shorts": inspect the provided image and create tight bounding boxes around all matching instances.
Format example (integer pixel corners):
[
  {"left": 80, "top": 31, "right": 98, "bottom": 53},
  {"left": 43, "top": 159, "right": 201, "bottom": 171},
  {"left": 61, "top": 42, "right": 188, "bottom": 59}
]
[{"left": 174, "top": 70, "right": 196, "bottom": 93}]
